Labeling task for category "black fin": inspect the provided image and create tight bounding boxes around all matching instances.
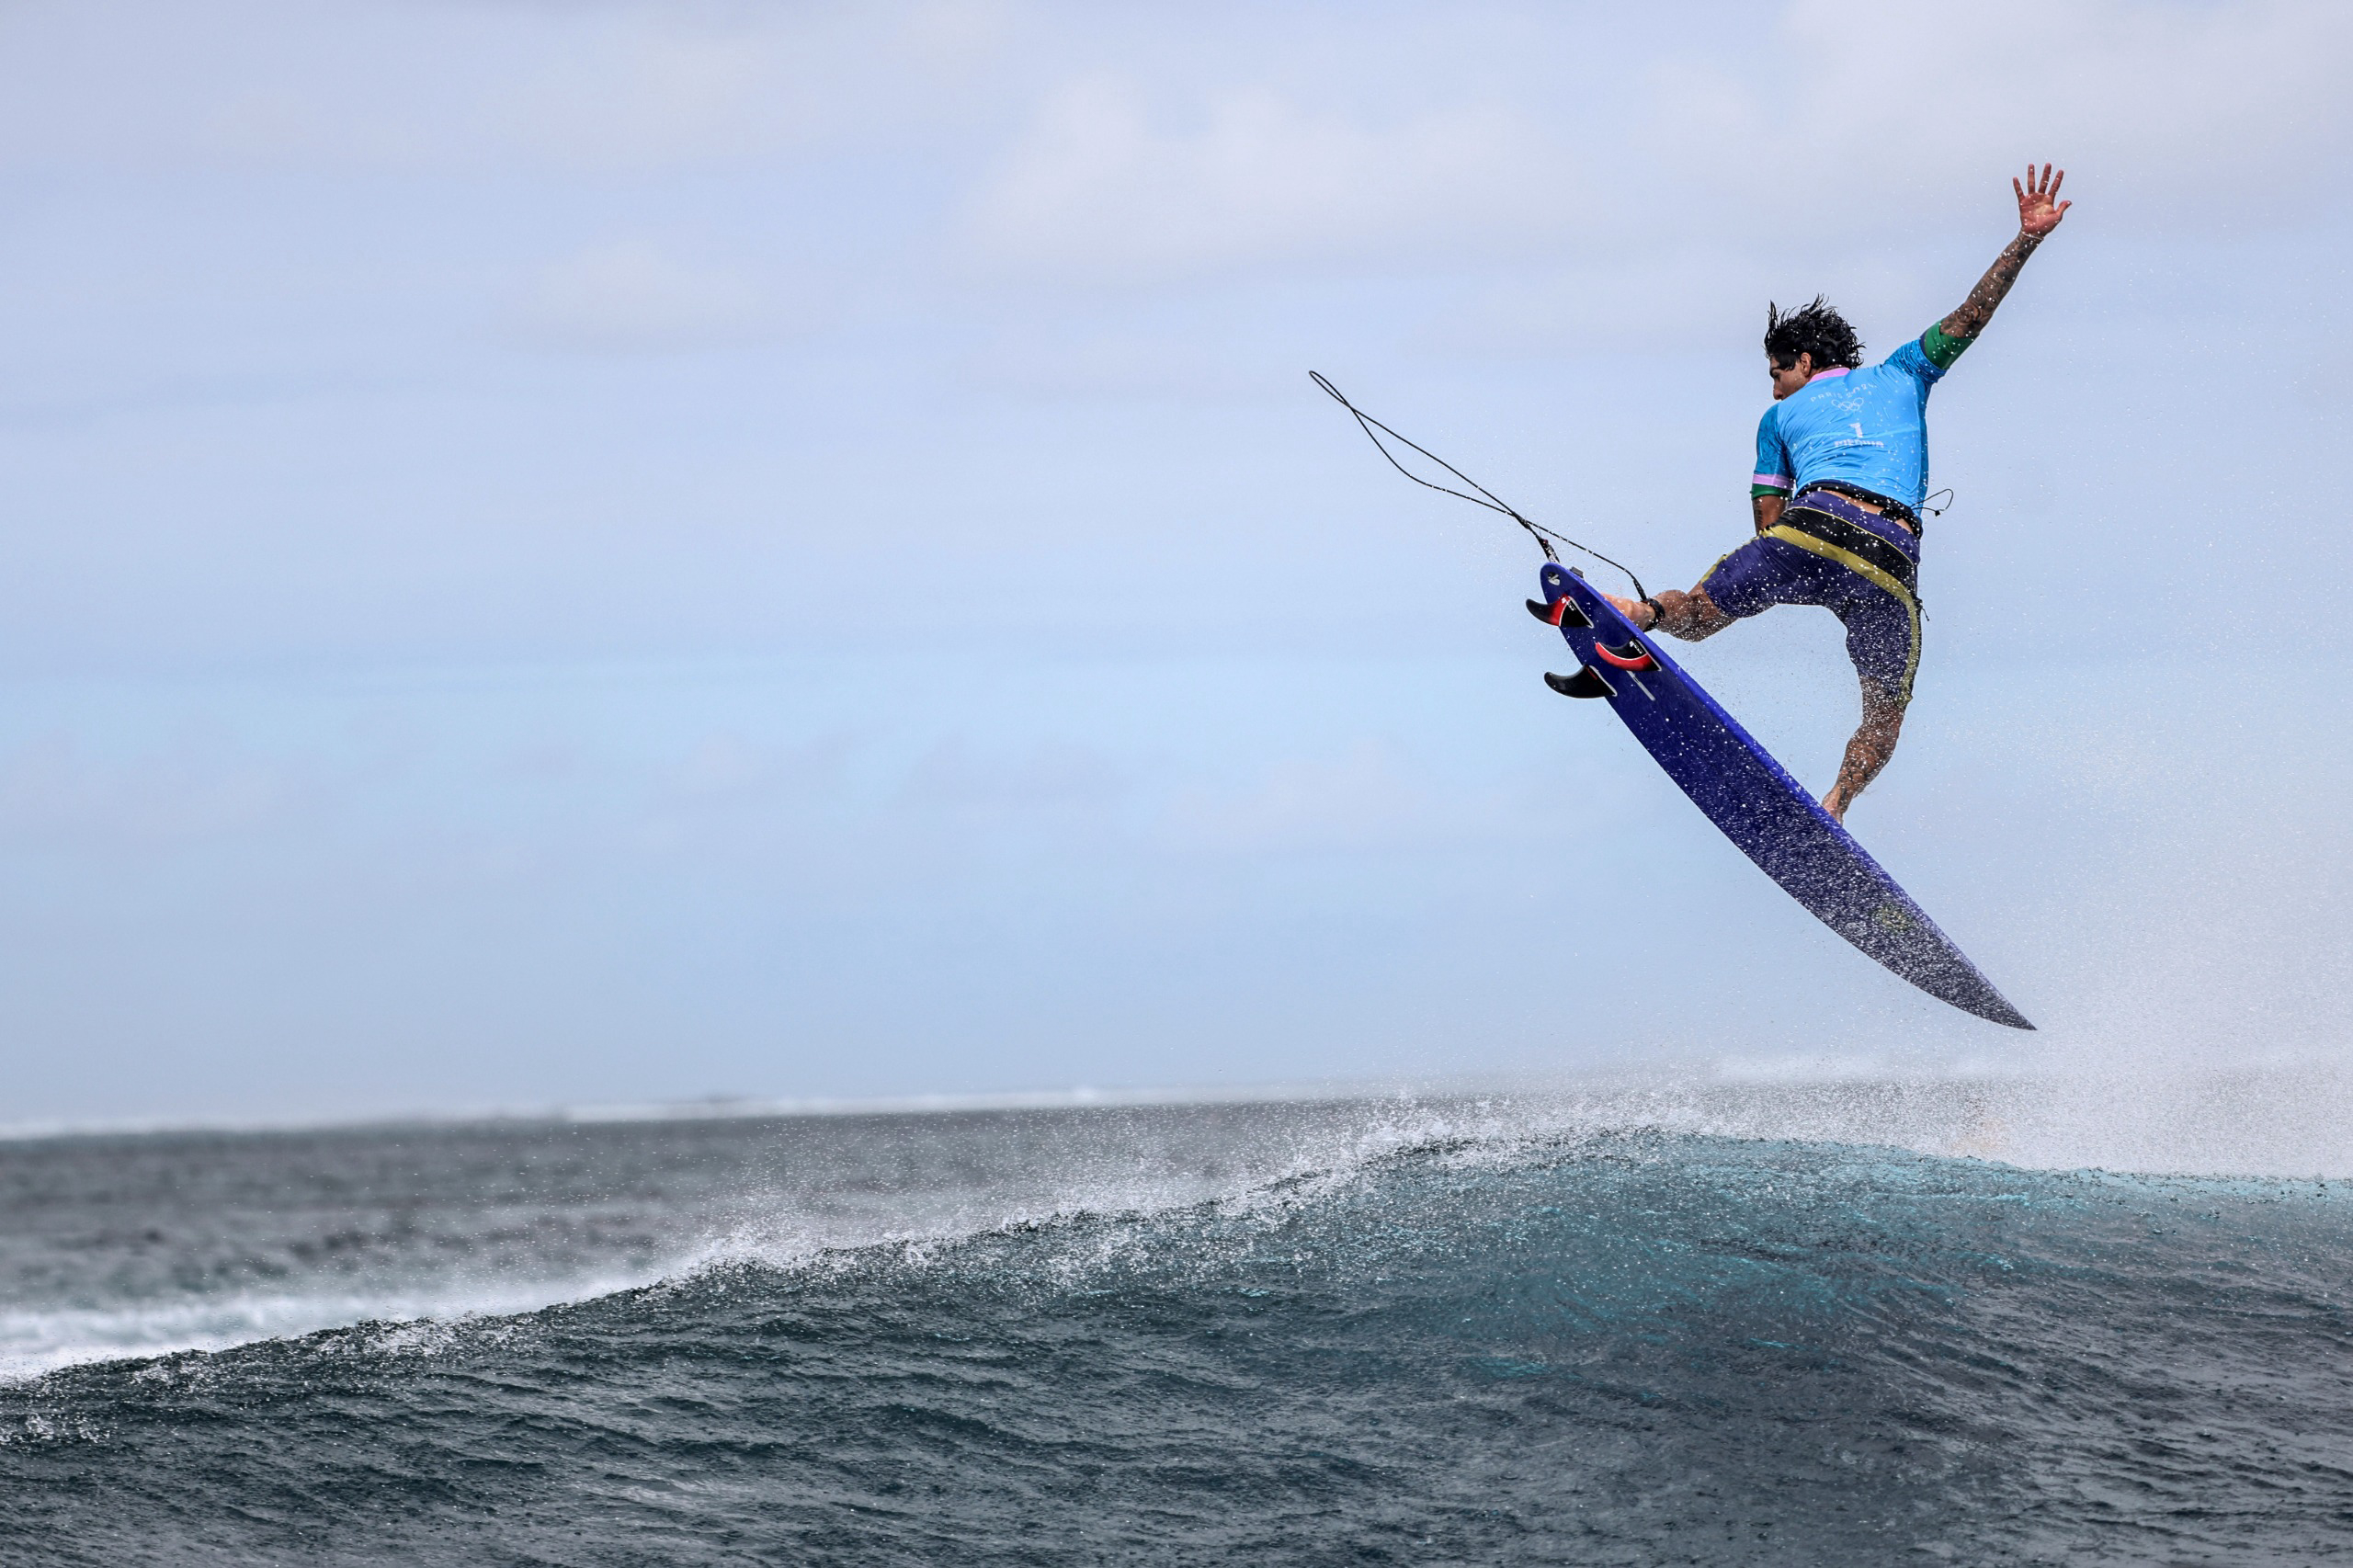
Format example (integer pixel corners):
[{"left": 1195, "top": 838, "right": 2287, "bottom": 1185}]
[
  {"left": 1544, "top": 666, "right": 1614, "bottom": 699},
  {"left": 1525, "top": 597, "right": 1593, "bottom": 629}
]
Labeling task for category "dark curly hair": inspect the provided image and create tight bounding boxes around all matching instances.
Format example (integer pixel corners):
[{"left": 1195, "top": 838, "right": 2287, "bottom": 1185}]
[{"left": 1763, "top": 297, "right": 1863, "bottom": 370}]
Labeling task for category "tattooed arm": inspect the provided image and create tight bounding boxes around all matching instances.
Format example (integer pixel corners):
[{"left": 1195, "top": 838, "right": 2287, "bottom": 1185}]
[{"left": 1939, "top": 163, "right": 2072, "bottom": 342}]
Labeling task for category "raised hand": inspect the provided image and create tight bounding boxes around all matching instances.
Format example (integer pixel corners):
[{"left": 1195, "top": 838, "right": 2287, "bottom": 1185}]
[
  {"left": 2014, "top": 163, "right": 2070, "bottom": 239},
  {"left": 1939, "top": 163, "right": 2073, "bottom": 341}
]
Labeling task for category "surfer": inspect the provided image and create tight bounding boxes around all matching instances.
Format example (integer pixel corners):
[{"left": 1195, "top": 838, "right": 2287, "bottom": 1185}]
[{"left": 1605, "top": 164, "right": 2072, "bottom": 821}]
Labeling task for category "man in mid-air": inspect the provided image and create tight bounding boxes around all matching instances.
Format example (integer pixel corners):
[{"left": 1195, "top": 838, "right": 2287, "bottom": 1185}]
[{"left": 1606, "top": 164, "right": 2071, "bottom": 821}]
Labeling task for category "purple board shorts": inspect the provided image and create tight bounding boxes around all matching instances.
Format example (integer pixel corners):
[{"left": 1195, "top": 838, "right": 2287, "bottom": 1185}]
[{"left": 1700, "top": 489, "right": 1925, "bottom": 701}]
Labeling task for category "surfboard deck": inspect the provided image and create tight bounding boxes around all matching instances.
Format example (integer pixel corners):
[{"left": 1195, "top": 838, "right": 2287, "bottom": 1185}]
[{"left": 1539, "top": 562, "right": 2032, "bottom": 1029}]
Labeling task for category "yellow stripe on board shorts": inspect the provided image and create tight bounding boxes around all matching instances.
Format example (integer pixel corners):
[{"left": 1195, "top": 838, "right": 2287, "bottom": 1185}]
[{"left": 1760, "top": 524, "right": 1922, "bottom": 701}]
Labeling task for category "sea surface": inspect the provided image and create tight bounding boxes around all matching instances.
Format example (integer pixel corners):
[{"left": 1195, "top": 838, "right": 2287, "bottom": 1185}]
[{"left": 3, "top": 1092, "right": 2352, "bottom": 1564}]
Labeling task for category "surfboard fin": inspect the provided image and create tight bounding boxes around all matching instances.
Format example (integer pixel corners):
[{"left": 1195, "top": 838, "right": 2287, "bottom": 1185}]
[
  {"left": 1544, "top": 666, "right": 1614, "bottom": 699},
  {"left": 1526, "top": 597, "right": 1592, "bottom": 630},
  {"left": 1591, "top": 640, "right": 1658, "bottom": 672}
]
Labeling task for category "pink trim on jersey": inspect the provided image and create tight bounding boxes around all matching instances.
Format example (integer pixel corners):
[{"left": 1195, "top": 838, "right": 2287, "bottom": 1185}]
[
  {"left": 1806, "top": 367, "right": 1851, "bottom": 381},
  {"left": 1752, "top": 472, "right": 1792, "bottom": 487}
]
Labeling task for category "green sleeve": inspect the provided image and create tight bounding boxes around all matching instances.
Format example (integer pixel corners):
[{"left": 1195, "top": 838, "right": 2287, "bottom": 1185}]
[
  {"left": 1751, "top": 483, "right": 1790, "bottom": 499},
  {"left": 1921, "top": 322, "right": 1973, "bottom": 370}
]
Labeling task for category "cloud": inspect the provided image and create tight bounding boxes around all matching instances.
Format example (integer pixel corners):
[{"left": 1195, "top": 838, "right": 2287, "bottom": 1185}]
[
  {"left": 1416, "top": 0, "right": 2353, "bottom": 359},
  {"left": 509, "top": 239, "right": 783, "bottom": 351},
  {"left": 1433, "top": 250, "right": 1770, "bottom": 357},
  {"left": 496, "top": 14, "right": 826, "bottom": 172},
  {"left": 1640, "top": 0, "right": 2353, "bottom": 233},
  {"left": 0, "top": 2, "right": 978, "bottom": 176},
  {"left": 963, "top": 75, "right": 1574, "bottom": 279}
]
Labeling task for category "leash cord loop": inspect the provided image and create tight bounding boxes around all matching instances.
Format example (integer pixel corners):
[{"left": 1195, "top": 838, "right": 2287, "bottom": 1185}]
[{"left": 1311, "top": 371, "right": 1647, "bottom": 600}]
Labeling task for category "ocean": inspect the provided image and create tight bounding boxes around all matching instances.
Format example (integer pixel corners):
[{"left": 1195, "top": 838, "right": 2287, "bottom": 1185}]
[{"left": 3, "top": 1086, "right": 2351, "bottom": 1564}]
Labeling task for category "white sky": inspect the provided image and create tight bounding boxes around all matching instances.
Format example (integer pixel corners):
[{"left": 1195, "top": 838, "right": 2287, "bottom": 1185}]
[{"left": 1, "top": 0, "right": 2348, "bottom": 1123}]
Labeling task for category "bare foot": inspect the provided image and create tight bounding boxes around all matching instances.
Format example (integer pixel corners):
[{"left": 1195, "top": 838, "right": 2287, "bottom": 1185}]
[{"left": 1820, "top": 786, "right": 1847, "bottom": 824}]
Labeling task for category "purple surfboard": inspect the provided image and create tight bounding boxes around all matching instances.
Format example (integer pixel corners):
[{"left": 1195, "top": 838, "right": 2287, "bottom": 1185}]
[{"left": 1538, "top": 562, "right": 2031, "bottom": 1029}]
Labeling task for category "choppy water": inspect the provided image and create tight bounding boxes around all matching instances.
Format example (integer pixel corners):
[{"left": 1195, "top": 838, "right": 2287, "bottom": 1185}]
[{"left": 4, "top": 1099, "right": 2352, "bottom": 1564}]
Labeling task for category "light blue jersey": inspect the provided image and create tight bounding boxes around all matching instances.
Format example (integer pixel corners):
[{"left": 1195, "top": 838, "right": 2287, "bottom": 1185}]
[{"left": 1751, "top": 335, "right": 1948, "bottom": 513}]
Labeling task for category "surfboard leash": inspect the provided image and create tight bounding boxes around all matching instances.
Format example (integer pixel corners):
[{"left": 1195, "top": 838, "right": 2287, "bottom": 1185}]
[{"left": 1310, "top": 371, "right": 1649, "bottom": 601}]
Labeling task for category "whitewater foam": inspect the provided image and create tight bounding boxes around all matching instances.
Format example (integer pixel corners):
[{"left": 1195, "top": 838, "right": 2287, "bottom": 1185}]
[
  {"left": 6, "top": 1110, "right": 2352, "bottom": 1562},
  {"left": 6, "top": 1069, "right": 2348, "bottom": 1381}
]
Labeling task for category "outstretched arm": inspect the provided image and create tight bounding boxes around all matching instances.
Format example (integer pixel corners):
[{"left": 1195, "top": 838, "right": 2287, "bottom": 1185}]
[{"left": 1938, "top": 163, "right": 2071, "bottom": 341}]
